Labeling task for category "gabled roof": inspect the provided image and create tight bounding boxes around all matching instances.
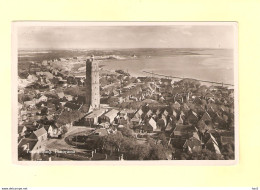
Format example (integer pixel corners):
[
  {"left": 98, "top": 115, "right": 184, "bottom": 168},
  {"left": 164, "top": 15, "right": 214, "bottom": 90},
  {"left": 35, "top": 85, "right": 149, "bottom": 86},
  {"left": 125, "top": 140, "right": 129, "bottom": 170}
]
[
  {"left": 57, "top": 92, "right": 65, "bottom": 99},
  {"left": 201, "top": 111, "right": 212, "bottom": 121},
  {"left": 146, "top": 110, "right": 153, "bottom": 117},
  {"left": 44, "top": 124, "right": 57, "bottom": 131},
  {"left": 33, "top": 127, "right": 47, "bottom": 137},
  {"left": 86, "top": 109, "right": 106, "bottom": 119},
  {"left": 165, "top": 122, "right": 173, "bottom": 131},
  {"left": 183, "top": 137, "right": 202, "bottom": 149},
  {"left": 173, "top": 101, "right": 181, "bottom": 108},
  {"left": 18, "top": 126, "right": 26, "bottom": 134},
  {"left": 206, "top": 133, "right": 219, "bottom": 146},
  {"left": 163, "top": 109, "right": 169, "bottom": 116},
  {"left": 18, "top": 138, "right": 38, "bottom": 151},
  {"left": 174, "top": 124, "right": 194, "bottom": 132},
  {"left": 38, "top": 95, "right": 47, "bottom": 99},
  {"left": 177, "top": 117, "right": 183, "bottom": 124},
  {"left": 192, "top": 132, "right": 200, "bottom": 141},
  {"left": 188, "top": 111, "right": 198, "bottom": 119},
  {"left": 148, "top": 117, "right": 157, "bottom": 130},
  {"left": 183, "top": 103, "right": 190, "bottom": 111},
  {"left": 172, "top": 110, "right": 177, "bottom": 117},
  {"left": 157, "top": 118, "right": 166, "bottom": 128},
  {"left": 104, "top": 109, "right": 119, "bottom": 120}
]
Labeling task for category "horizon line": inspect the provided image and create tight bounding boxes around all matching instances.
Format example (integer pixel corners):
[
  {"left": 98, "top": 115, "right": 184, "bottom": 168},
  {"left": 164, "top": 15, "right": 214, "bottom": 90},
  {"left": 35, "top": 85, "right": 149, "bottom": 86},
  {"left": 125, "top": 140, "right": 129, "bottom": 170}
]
[{"left": 18, "top": 47, "right": 233, "bottom": 50}]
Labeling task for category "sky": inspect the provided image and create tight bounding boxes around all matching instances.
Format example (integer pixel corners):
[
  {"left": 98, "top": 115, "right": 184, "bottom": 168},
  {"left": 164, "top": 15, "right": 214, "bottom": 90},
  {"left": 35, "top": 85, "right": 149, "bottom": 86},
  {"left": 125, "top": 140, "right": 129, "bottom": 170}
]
[{"left": 17, "top": 24, "right": 235, "bottom": 49}]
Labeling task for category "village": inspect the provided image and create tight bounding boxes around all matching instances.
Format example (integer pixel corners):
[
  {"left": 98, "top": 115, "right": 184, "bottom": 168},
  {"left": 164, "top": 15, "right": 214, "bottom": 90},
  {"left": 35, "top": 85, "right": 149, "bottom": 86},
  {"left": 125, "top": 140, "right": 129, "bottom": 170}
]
[{"left": 18, "top": 56, "right": 235, "bottom": 161}]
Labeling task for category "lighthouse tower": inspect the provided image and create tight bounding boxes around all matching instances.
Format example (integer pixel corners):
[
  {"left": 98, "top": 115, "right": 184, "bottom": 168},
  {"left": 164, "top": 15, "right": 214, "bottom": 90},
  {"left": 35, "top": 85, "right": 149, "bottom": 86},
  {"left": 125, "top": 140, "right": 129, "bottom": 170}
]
[{"left": 85, "top": 55, "right": 100, "bottom": 110}]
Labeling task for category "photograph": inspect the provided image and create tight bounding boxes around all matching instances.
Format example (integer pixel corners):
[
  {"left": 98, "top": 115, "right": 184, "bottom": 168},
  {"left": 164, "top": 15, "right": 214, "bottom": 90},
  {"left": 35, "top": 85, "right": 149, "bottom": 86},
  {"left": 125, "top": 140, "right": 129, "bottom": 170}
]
[{"left": 13, "top": 22, "right": 238, "bottom": 162}]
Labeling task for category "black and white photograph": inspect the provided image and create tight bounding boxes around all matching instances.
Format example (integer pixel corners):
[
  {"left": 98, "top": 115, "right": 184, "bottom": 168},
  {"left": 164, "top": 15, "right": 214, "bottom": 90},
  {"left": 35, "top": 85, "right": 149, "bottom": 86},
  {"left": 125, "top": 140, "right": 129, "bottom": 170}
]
[{"left": 13, "top": 22, "right": 238, "bottom": 162}]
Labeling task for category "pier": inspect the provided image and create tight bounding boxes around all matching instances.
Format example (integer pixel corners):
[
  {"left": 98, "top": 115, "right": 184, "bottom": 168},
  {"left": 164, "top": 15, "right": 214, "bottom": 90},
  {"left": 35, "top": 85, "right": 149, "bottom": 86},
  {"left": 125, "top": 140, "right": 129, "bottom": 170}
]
[{"left": 143, "top": 71, "right": 234, "bottom": 87}]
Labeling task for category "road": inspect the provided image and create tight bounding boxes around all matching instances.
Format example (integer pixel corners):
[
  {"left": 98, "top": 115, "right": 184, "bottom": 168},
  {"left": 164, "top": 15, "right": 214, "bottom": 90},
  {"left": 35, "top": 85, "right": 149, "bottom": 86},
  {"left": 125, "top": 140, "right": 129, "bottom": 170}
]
[{"left": 45, "top": 126, "right": 93, "bottom": 153}]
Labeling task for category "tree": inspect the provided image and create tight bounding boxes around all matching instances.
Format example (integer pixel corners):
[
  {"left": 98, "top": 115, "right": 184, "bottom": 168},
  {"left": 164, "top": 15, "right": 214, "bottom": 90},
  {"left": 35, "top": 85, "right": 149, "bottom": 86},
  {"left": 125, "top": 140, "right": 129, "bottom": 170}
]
[
  {"left": 149, "top": 143, "right": 167, "bottom": 160},
  {"left": 56, "top": 111, "right": 71, "bottom": 125},
  {"left": 61, "top": 126, "right": 68, "bottom": 134},
  {"left": 120, "top": 127, "right": 135, "bottom": 138},
  {"left": 221, "top": 143, "right": 234, "bottom": 160},
  {"left": 131, "top": 144, "right": 150, "bottom": 160},
  {"left": 80, "top": 104, "right": 90, "bottom": 113},
  {"left": 103, "top": 132, "right": 124, "bottom": 155},
  {"left": 157, "top": 133, "right": 168, "bottom": 148},
  {"left": 64, "top": 86, "right": 80, "bottom": 96}
]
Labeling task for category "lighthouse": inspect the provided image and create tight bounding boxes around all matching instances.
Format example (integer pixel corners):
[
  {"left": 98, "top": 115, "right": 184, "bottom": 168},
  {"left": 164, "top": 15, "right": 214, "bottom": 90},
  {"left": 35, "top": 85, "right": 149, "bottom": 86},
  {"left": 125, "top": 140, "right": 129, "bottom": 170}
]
[{"left": 85, "top": 55, "right": 100, "bottom": 110}]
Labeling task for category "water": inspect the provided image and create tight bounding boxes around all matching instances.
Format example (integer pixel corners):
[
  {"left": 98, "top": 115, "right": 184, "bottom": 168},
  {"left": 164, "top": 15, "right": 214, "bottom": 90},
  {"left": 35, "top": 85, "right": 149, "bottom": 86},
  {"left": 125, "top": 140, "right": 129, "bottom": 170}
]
[
  {"left": 18, "top": 48, "right": 234, "bottom": 84},
  {"left": 100, "top": 49, "right": 234, "bottom": 84}
]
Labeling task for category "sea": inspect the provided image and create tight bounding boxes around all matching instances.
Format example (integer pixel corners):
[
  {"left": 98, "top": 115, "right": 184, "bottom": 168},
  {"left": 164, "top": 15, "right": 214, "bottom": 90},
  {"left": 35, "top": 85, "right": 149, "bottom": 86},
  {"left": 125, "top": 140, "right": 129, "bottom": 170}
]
[{"left": 18, "top": 48, "right": 234, "bottom": 85}]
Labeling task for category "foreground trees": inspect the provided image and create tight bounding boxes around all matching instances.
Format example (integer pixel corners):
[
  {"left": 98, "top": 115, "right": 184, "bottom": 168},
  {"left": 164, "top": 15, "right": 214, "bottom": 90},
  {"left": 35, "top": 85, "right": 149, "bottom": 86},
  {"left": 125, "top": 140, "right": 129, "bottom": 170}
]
[{"left": 95, "top": 128, "right": 172, "bottom": 160}]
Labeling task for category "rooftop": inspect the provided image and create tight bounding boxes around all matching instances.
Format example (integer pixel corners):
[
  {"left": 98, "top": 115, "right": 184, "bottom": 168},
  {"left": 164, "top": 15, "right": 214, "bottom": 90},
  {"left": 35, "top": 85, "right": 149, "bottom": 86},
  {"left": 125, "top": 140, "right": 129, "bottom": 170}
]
[{"left": 33, "top": 127, "right": 47, "bottom": 137}]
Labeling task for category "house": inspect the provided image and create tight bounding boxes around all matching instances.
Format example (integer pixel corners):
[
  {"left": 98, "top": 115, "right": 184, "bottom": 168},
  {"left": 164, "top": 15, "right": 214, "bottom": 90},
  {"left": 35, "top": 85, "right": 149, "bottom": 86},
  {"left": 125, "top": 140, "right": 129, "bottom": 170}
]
[
  {"left": 183, "top": 103, "right": 190, "bottom": 112},
  {"left": 162, "top": 109, "right": 169, "bottom": 117},
  {"left": 155, "top": 109, "right": 161, "bottom": 116},
  {"left": 200, "top": 111, "right": 212, "bottom": 122},
  {"left": 18, "top": 138, "right": 46, "bottom": 160},
  {"left": 36, "top": 95, "right": 48, "bottom": 104},
  {"left": 27, "top": 74, "right": 38, "bottom": 82},
  {"left": 146, "top": 110, "right": 153, "bottom": 117},
  {"left": 172, "top": 101, "right": 181, "bottom": 110},
  {"left": 213, "top": 113, "right": 225, "bottom": 126},
  {"left": 85, "top": 109, "right": 106, "bottom": 125},
  {"left": 165, "top": 120, "right": 174, "bottom": 132},
  {"left": 193, "top": 97, "right": 202, "bottom": 105},
  {"left": 100, "top": 109, "right": 119, "bottom": 123},
  {"left": 108, "top": 96, "right": 124, "bottom": 105},
  {"left": 187, "top": 111, "right": 198, "bottom": 124},
  {"left": 176, "top": 116, "right": 184, "bottom": 125},
  {"left": 156, "top": 118, "right": 166, "bottom": 131},
  {"left": 172, "top": 110, "right": 177, "bottom": 118},
  {"left": 209, "top": 86, "right": 217, "bottom": 91},
  {"left": 137, "top": 77, "right": 147, "bottom": 82},
  {"left": 112, "top": 89, "right": 119, "bottom": 96},
  {"left": 22, "top": 120, "right": 35, "bottom": 128},
  {"left": 173, "top": 124, "right": 195, "bottom": 137},
  {"left": 119, "top": 109, "right": 136, "bottom": 119},
  {"left": 183, "top": 136, "right": 202, "bottom": 153},
  {"left": 134, "top": 108, "right": 144, "bottom": 119},
  {"left": 18, "top": 126, "right": 27, "bottom": 138},
  {"left": 148, "top": 117, "right": 157, "bottom": 131},
  {"left": 197, "top": 120, "right": 207, "bottom": 133},
  {"left": 37, "top": 101, "right": 47, "bottom": 108},
  {"left": 29, "top": 127, "right": 48, "bottom": 142},
  {"left": 44, "top": 125, "right": 60, "bottom": 138},
  {"left": 42, "top": 60, "right": 48, "bottom": 66},
  {"left": 57, "top": 92, "right": 65, "bottom": 99},
  {"left": 208, "top": 97, "right": 215, "bottom": 103},
  {"left": 220, "top": 105, "right": 229, "bottom": 113},
  {"left": 130, "top": 117, "right": 140, "bottom": 125},
  {"left": 65, "top": 95, "right": 73, "bottom": 101},
  {"left": 205, "top": 133, "right": 221, "bottom": 154}
]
